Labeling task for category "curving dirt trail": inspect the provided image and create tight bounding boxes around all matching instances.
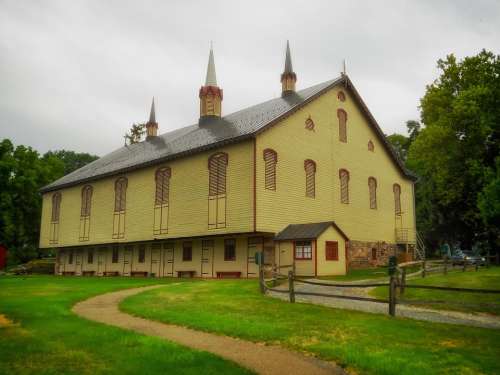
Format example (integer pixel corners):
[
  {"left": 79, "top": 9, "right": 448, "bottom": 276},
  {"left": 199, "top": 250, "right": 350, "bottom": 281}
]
[{"left": 72, "top": 285, "right": 345, "bottom": 375}]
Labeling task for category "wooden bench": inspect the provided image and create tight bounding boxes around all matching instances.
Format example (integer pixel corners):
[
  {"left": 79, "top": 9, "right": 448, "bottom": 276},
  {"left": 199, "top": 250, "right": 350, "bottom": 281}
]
[
  {"left": 62, "top": 271, "right": 75, "bottom": 276},
  {"left": 131, "top": 271, "right": 148, "bottom": 277},
  {"left": 103, "top": 271, "right": 119, "bottom": 277},
  {"left": 177, "top": 270, "right": 196, "bottom": 278},
  {"left": 216, "top": 271, "right": 242, "bottom": 279},
  {"left": 82, "top": 271, "right": 95, "bottom": 276}
]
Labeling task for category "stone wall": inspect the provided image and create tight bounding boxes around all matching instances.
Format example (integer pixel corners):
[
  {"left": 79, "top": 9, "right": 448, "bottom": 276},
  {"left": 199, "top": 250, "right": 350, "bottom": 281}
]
[{"left": 347, "top": 240, "right": 401, "bottom": 269}]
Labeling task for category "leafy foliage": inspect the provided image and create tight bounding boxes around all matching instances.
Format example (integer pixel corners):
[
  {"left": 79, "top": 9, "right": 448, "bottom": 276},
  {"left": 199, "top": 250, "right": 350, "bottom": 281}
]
[
  {"left": 407, "top": 50, "right": 500, "bottom": 252},
  {"left": 125, "top": 123, "right": 146, "bottom": 145},
  {"left": 386, "top": 120, "right": 421, "bottom": 162},
  {"left": 0, "top": 140, "right": 98, "bottom": 264}
]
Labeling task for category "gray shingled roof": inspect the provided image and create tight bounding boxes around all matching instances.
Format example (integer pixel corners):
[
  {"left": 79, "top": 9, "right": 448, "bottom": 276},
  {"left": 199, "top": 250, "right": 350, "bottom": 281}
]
[
  {"left": 274, "top": 221, "right": 349, "bottom": 241},
  {"left": 41, "top": 75, "right": 415, "bottom": 193}
]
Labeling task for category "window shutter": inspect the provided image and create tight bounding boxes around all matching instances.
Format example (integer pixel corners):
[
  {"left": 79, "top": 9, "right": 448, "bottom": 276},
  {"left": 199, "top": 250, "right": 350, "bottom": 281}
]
[
  {"left": 155, "top": 167, "right": 171, "bottom": 205},
  {"left": 337, "top": 109, "right": 347, "bottom": 143},
  {"left": 393, "top": 184, "right": 401, "bottom": 215},
  {"left": 304, "top": 159, "right": 316, "bottom": 198},
  {"left": 339, "top": 169, "right": 349, "bottom": 204},
  {"left": 368, "top": 177, "right": 377, "bottom": 209},
  {"left": 51, "top": 193, "right": 61, "bottom": 222},
  {"left": 325, "top": 241, "right": 339, "bottom": 261},
  {"left": 263, "top": 149, "right": 277, "bottom": 190}
]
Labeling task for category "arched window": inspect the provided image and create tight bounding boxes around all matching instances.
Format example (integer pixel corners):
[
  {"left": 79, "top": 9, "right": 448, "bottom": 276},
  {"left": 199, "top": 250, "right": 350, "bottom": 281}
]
[
  {"left": 339, "top": 169, "right": 349, "bottom": 204},
  {"left": 338, "top": 91, "right": 346, "bottom": 102},
  {"left": 51, "top": 192, "right": 62, "bottom": 222},
  {"left": 393, "top": 184, "right": 402, "bottom": 215},
  {"left": 81, "top": 185, "right": 93, "bottom": 217},
  {"left": 114, "top": 177, "right": 128, "bottom": 212},
  {"left": 154, "top": 167, "right": 171, "bottom": 235},
  {"left": 368, "top": 177, "right": 377, "bottom": 209},
  {"left": 208, "top": 153, "right": 228, "bottom": 229},
  {"left": 208, "top": 153, "right": 228, "bottom": 196},
  {"left": 113, "top": 177, "right": 127, "bottom": 239},
  {"left": 79, "top": 185, "right": 93, "bottom": 241},
  {"left": 304, "top": 159, "right": 316, "bottom": 198},
  {"left": 368, "top": 140, "right": 374, "bottom": 152},
  {"left": 50, "top": 192, "right": 61, "bottom": 244},
  {"left": 263, "top": 149, "right": 278, "bottom": 190},
  {"left": 155, "top": 167, "right": 171, "bottom": 205},
  {"left": 337, "top": 109, "right": 347, "bottom": 143}
]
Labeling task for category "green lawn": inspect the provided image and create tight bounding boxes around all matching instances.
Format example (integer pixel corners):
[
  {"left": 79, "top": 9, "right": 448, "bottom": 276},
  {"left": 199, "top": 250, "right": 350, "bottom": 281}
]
[
  {"left": 122, "top": 279, "right": 500, "bottom": 375},
  {"left": 0, "top": 276, "right": 251, "bottom": 375},
  {"left": 371, "top": 267, "right": 500, "bottom": 315},
  {"left": 318, "top": 267, "right": 389, "bottom": 281}
]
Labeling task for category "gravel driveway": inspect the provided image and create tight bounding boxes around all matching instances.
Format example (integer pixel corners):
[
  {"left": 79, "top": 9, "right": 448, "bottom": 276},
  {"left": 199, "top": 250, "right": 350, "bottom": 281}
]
[{"left": 267, "top": 279, "right": 500, "bottom": 329}]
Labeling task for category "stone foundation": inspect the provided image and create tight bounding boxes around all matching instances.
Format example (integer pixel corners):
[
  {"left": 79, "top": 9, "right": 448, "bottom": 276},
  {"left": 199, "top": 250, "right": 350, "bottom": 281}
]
[{"left": 347, "top": 240, "right": 404, "bottom": 269}]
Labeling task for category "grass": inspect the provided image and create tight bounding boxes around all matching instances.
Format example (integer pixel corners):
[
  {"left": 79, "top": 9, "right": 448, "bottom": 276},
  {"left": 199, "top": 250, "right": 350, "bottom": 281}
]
[
  {"left": 0, "top": 276, "right": 251, "bottom": 375},
  {"left": 371, "top": 266, "right": 500, "bottom": 315},
  {"left": 122, "top": 278, "right": 500, "bottom": 375},
  {"left": 317, "top": 267, "right": 389, "bottom": 281}
]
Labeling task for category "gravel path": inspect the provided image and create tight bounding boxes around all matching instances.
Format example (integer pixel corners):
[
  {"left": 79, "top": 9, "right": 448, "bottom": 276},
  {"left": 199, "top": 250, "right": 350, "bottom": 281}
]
[
  {"left": 73, "top": 285, "right": 345, "bottom": 375},
  {"left": 268, "top": 280, "right": 500, "bottom": 329}
]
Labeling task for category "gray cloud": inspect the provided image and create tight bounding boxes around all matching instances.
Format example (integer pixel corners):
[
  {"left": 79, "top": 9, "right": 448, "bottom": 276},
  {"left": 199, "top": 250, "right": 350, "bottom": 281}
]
[{"left": 1, "top": 0, "right": 499, "bottom": 156}]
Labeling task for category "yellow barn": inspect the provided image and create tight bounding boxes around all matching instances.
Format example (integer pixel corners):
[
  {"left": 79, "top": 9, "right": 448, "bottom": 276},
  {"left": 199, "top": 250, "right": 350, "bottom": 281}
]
[{"left": 39, "top": 42, "right": 420, "bottom": 278}]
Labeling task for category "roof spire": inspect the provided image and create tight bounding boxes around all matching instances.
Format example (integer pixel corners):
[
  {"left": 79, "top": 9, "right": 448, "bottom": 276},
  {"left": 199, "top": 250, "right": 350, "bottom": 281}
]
[
  {"left": 281, "top": 40, "right": 297, "bottom": 95},
  {"left": 145, "top": 97, "right": 158, "bottom": 138},
  {"left": 205, "top": 43, "right": 217, "bottom": 86},
  {"left": 284, "top": 40, "right": 293, "bottom": 73},
  {"left": 149, "top": 97, "right": 156, "bottom": 123}
]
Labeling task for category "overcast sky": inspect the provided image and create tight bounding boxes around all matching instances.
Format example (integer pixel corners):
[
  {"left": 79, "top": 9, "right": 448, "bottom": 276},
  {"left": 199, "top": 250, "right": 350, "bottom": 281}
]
[{"left": 1, "top": 0, "right": 499, "bottom": 156}]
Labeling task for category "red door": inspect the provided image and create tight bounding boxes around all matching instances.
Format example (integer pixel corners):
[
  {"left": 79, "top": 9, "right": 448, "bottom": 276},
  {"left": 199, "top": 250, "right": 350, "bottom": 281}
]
[{"left": 0, "top": 245, "right": 7, "bottom": 270}]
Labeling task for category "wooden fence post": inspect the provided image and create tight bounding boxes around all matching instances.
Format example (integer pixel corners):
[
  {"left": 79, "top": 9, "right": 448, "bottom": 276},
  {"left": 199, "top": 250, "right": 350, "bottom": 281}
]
[
  {"left": 486, "top": 251, "right": 490, "bottom": 268},
  {"left": 475, "top": 262, "right": 479, "bottom": 272},
  {"left": 422, "top": 260, "right": 426, "bottom": 278},
  {"left": 272, "top": 265, "right": 277, "bottom": 287},
  {"left": 496, "top": 253, "right": 499, "bottom": 266},
  {"left": 400, "top": 268, "right": 406, "bottom": 296},
  {"left": 444, "top": 256, "right": 448, "bottom": 275},
  {"left": 389, "top": 275, "right": 396, "bottom": 316},
  {"left": 259, "top": 265, "right": 265, "bottom": 294},
  {"left": 288, "top": 270, "right": 295, "bottom": 303},
  {"left": 463, "top": 260, "right": 467, "bottom": 272}
]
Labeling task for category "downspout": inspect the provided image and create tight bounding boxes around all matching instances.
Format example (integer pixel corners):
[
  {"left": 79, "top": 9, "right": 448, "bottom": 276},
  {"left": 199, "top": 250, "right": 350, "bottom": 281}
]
[{"left": 253, "top": 137, "right": 257, "bottom": 233}]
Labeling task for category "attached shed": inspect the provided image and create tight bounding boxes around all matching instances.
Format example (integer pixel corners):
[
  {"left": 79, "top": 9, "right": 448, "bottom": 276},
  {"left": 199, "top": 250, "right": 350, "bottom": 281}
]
[
  {"left": 0, "top": 244, "right": 7, "bottom": 270},
  {"left": 274, "top": 221, "right": 349, "bottom": 277}
]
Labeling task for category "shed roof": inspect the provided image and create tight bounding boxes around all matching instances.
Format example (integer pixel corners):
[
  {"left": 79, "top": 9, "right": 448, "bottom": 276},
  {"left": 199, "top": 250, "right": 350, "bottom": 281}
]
[
  {"left": 274, "top": 221, "right": 349, "bottom": 241},
  {"left": 41, "top": 75, "right": 416, "bottom": 193}
]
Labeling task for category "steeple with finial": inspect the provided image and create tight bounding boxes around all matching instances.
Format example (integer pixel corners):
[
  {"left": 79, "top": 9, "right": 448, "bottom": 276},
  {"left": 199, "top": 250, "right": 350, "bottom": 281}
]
[
  {"left": 281, "top": 40, "right": 297, "bottom": 95},
  {"left": 199, "top": 43, "right": 223, "bottom": 122},
  {"left": 145, "top": 97, "right": 158, "bottom": 138}
]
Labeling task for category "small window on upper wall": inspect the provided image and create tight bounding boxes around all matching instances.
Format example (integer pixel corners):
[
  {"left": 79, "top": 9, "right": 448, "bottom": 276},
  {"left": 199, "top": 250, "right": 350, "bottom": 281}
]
[
  {"left": 368, "top": 140, "right": 374, "bottom": 152},
  {"left": 338, "top": 91, "right": 346, "bottom": 102},
  {"left": 337, "top": 109, "right": 347, "bottom": 143},
  {"left": 263, "top": 149, "right": 278, "bottom": 191}
]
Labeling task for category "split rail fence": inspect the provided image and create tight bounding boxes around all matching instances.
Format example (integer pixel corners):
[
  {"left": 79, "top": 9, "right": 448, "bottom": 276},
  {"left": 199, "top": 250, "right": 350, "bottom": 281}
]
[{"left": 259, "top": 259, "right": 500, "bottom": 317}]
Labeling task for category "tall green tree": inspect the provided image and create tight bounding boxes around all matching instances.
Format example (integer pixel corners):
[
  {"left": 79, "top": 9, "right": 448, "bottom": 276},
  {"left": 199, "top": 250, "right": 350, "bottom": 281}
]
[
  {"left": 386, "top": 120, "right": 421, "bottom": 162},
  {"left": 0, "top": 140, "right": 65, "bottom": 263},
  {"left": 42, "top": 150, "right": 98, "bottom": 175},
  {"left": 0, "top": 140, "right": 99, "bottom": 263},
  {"left": 407, "top": 50, "right": 500, "bottom": 252}
]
